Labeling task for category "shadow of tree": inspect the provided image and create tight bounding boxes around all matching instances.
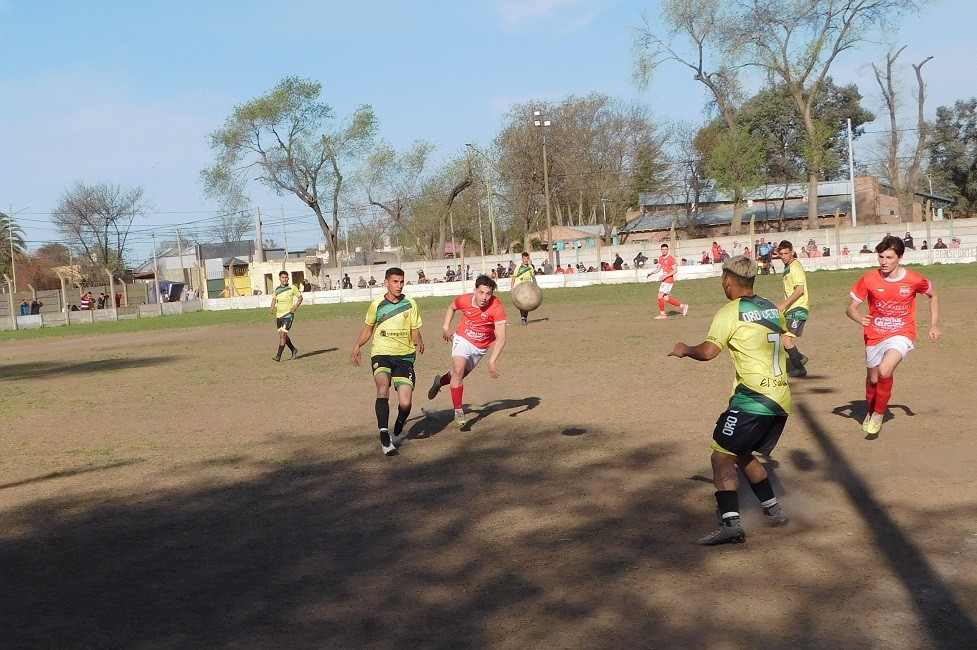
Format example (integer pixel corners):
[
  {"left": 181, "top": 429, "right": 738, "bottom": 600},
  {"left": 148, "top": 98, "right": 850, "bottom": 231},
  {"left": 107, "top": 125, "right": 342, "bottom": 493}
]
[
  {"left": 0, "top": 356, "right": 183, "bottom": 381},
  {"left": 0, "top": 460, "right": 143, "bottom": 491}
]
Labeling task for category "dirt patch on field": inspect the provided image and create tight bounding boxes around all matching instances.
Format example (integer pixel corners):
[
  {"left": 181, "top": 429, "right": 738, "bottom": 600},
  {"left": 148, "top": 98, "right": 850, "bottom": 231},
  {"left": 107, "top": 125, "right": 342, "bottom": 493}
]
[{"left": 1, "top": 281, "right": 975, "bottom": 648}]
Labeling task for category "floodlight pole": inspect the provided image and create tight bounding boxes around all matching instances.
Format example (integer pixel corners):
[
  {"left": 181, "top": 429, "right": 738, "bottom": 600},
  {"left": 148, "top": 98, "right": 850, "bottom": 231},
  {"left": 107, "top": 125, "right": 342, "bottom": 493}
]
[{"left": 533, "top": 111, "right": 555, "bottom": 268}]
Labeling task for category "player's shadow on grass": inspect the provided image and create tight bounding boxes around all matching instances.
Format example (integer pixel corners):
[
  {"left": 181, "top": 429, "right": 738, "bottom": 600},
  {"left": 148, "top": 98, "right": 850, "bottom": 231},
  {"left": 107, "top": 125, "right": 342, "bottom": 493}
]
[
  {"left": 293, "top": 347, "right": 338, "bottom": 359},
  {"left": 0, "top": 459, "right": 142, "bottom": 491},
  {"left": 831, "top": 400, "right": 915, "bottom": 425},
  {"left": 408, "top": 397, "right": 542, "bottom": 439},
  {"left": 0, "top": 356, "right": 182, "bottom": 381},
  {"left": 463, "top": 397, "right": 541, "bottom": 428},
  {"left": 526, "top": 317, "right": 549, "bottom": 324}
]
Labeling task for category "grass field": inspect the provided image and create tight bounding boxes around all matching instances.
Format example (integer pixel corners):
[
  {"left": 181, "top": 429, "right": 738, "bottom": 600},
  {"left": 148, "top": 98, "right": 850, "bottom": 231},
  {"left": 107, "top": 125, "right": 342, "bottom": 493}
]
[{"left": 1, "top": 263, "right": 975, "bottom": 648}]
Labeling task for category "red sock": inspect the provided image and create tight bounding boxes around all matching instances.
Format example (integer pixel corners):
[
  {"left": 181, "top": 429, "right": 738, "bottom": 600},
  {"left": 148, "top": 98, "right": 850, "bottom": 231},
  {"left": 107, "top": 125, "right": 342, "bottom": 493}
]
[
  {"left": 874, "top": 376, "right": 893, "bottom": 415},
  {"left": 865, "top": 378, "right": 877, "bottom": 412},
  {"left": 666, "top": 297, "right": 682, "bottom": 307},
  {"left": 450, "top": 385, "right": 464, "bottom": 410},
  {"left": 439, "top": 372, "right": 451, "bottom": 387},
  {"left": 657, "top": 297, "right": 665, "bottom": 312}
]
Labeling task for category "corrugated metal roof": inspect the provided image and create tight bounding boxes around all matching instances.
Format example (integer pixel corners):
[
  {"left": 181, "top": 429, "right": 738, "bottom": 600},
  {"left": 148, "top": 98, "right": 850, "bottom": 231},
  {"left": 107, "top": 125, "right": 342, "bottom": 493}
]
[
  {"left": 638, "top": 180, "right": 853, "bottom": 208},
  {"left": 621, "top": 196, "right": 852, "bottom": 233}
]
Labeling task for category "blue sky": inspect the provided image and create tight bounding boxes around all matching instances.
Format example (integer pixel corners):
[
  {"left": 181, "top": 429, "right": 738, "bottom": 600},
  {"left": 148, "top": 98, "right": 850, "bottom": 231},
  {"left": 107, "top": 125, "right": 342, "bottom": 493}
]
[{"left": 1, "top": 0, "right": 974, "bottom": 263}]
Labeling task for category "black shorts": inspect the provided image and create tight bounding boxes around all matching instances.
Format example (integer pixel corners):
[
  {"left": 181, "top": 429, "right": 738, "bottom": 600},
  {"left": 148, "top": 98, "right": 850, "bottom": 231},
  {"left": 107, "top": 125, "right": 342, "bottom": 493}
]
[
  {"left": 276, "top": 314, "right": 294, "bottom": 331},
  {"left": 785, "top": 314, "right": 806, "bottom": 337},
  {"left": 712, "top": 410, "right": 787, "bottom": 457},
  {"left": 371, "top": 354, "right": 416, "bottom": 388}
]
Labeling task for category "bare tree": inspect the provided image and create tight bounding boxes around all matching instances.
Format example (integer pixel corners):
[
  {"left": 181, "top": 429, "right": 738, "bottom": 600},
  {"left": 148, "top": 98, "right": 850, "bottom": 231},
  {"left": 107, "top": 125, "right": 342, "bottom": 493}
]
[
  {"left": 212, "top": 210, "right": 254, "bottom": 243},
  {"left": 51, "top": 182, "right": 149, "bottom": 277},
  {"left": 201, "top": 77, "right": 376, "bottom": 267},
  {"left": 737, "top": 0, "right": 922, "bottom": 227},
  {"left": 872, "top": 46, "right": 933, "bottom": 223}
]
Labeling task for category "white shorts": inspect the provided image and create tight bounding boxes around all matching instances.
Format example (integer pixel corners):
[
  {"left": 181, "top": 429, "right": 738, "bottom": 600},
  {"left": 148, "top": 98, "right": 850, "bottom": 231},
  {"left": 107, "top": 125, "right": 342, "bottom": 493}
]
[
  {"left": 865, "top": 336, "right": 914, "bottom": 368},
  {"left": 451, "top": 334, "right": 488, "bottom": 373},
  {"left": 658, "top": 281, "right": 674, "bottom": 296}
]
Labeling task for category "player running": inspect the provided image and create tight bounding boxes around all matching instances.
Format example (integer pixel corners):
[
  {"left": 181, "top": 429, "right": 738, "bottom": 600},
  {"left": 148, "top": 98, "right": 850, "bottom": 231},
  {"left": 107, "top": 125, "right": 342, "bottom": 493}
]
[
  {"left": 649, "top": 243, "right": 689, "bottom": 319},
  {"left": 776, "top": 240, "right": 811, "bottom": 377},
  {"left": 351, "top": 267, "right": 425, "bottom": 456},
  {"left": 428, "top": 275, "right": 507, "bottom": 428},
  {"left": 270, "top": 270, "right": 303, "bottom": 361},
  {"left": 511, "top": 251, "right": 537, "bottom": 325},
  {"left": 669, "top": 255, "right": 791, "bottom": 546},
  {"left": 846, "top": 235, "right": 941, "bottom": 437}
]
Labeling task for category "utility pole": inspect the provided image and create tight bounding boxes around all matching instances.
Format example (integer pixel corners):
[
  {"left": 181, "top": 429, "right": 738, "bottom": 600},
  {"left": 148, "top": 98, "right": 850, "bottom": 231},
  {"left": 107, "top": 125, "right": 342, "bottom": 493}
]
[
  {"left": 847, "top": 118, "right": 858, "bottom": 227},
  {"left": 280, "top": 206, "right": 289, "bottom": 272},
  {"left": 255, "top": 207, "right": 265, "bottom": 262},
  {"left": 151, "top": 232, "right": 162, "bottom": 304},
  {"left": 175, "top": 227, "right": 187, "bottom": 288},
  {"left": 533, "top": 111, "right": 555, "bottom": 268}
]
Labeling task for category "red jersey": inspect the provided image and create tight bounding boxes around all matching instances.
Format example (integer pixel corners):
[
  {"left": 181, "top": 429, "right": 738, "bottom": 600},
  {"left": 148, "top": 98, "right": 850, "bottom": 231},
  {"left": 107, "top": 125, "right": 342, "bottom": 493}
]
[
  {"left": 657, "top": 254, "right": 678, "bottom": 284},
  {"left": 850, "top": 268, "right": 932, "bottom": 345},
  {"left": 453, "top": 293, "right": 507, "bottom": 349}
]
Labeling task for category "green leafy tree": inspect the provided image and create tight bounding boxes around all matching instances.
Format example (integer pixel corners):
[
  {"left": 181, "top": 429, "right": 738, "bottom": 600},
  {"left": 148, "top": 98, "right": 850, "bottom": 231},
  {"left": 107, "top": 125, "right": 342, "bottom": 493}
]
[
  {"left": 0, "top": 212, "right": 27, "bottom": 280},
  {"left": 705, "top": 127, "right": 766, "bottom": 219},
  {"left": 929, "top": 98, "right": 977, "bottom": 215},
  {"left": 202, "top": 76, "right": 377, "bottom": 267}
]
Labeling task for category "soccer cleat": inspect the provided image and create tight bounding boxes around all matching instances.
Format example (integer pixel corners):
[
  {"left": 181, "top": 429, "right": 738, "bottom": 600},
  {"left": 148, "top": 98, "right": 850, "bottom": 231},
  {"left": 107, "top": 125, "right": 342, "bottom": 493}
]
[
  {"left": 272, "top": 355, "right": 281, "bottom": 362},
  {"left": 764, "top": 507, "right": 790, "bottom": 527},
  {"left": 428, "top": 375, "right": 443, "bottom": 400},
  {"left": 798, "top": 354, "right": 809, "bottom": 366},
  {"left": 864, "top": 412, "right": 883, "bottom": 436},
  {"left": 681, "top": 303, "right": 689, "bottom": 317},
  {"left": 861, "top": 412, "right": 874, "bottom": 432},
  {"left": 521, "top": 317, "right": 528, "bottom": 325},
  {"left": 696, "top": 523, "right": 746, "bottom": 546},
  {"left": 379, "top": 429, "right": 397, "bottom": 456},
  {"left": 654, "top": 312, "right": 668, "bottom": 320},
  {"left": 453, "top": 409, "right": 467, "bottom": 428},
  {"left": 290, "top": 349, "right": 299, "bottom": 360},
  {"left": 788, "top": 365, "right": 807, "bottom": 378}
]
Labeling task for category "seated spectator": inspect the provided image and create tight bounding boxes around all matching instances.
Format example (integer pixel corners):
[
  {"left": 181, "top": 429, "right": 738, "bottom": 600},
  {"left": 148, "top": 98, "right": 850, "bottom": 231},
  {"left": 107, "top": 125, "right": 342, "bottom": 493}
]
[
  {"left": 587, "top": 266, "right": 596, "bottom": 272},
  {"left": 811, "top": 246, "right": 822, "bottom": 258},
  {"left": 417, "top": 269, "right": 428, "bottom": 284},
  {"left": 633, "top": 252, "right": 648, "bottom": 268},
  {"left": 841, "top": 246, "right": 850, "bottom": 256},
  {"left": 555, "top": 264, "right": 565, "bottom": 274},
  {"left": 822, "top": 247, "right": 830, "bottom": 257},
  {"left": 934, "top": 237, "right": 948, "bottom": 249},
  {"left": 950, "top": 237, "right": 961, "bottom": 249},
  {"left": 357, "top": 276, "right": 367, "bottom": 288},
  {"left": 367, "top": 276, "right": 377, "bottom": 286},
  {"left": 680, "top": 258, "right": 688, "bottom": 265},
  {"left": 903, "top": 231, "right": 915, "bottom": 249},
  {"left": 565, "top": 264, "right": 575, "bottom": 274},
  {"left": 859, "top": 245, "right": 872, "bottom": 254},
  {"left": 445, "top": 265, "right": 456, "bottom": 282},
  {"left": 490, "top": 269, "right": 498, "bottom": 279},
  {"left": 743, "top": 247, "right": 752, "bottom": 259},
  {"left": 920, "top": 240, "right": 928, "bottom": 250},
  {"left": 701, "top": 251, "right": 711, "bottom": 265},
  {"left": 612, "top": 253, "right": 624, "bottom": 270},
  {"left": 576, "top": 262, "right": 585, "bottom": 272},
  {"left": 711, "top": 241, "right": 723, "bottom": 262},
  {"left": 622, "top": 263, "right": 630, "bottom": 270}
]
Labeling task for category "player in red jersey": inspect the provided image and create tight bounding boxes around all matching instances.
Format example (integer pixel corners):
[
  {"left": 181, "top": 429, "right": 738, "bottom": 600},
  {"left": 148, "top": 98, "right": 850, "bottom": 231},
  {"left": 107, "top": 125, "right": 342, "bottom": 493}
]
[
  {"left": 846, "top": 235, "right": 942, "bottom": 436},
  {"left": 427, "top": 275, "right": 508, "bottom": 427},
  {"left": 649, "top": 243, "right": 689, "bottom": 319}
]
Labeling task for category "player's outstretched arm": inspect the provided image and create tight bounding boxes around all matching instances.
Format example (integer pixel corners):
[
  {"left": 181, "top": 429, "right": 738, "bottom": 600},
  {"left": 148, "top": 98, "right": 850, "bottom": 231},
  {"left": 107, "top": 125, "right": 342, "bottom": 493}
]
[
  {"left": 927, "top": 290, "right": 942, "bottom": 341},
  {"left": 350, "top": 324, "right": 374, "bottom": 366},
  {"left": 487, "top": 323, "right": 506, "bottom": 379},
  {"left": 669, "top": 341, "right": 721, "bottom": 361},
  {"left": 442, "top": 304, "right": 458, "bottom": 341}
]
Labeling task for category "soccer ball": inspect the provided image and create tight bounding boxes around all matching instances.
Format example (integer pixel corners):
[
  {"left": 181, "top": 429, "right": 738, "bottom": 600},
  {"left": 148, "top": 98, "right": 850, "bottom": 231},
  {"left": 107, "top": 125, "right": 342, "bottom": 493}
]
[{"left": 511, "top": 281, "right": 543, "bottom": 312}]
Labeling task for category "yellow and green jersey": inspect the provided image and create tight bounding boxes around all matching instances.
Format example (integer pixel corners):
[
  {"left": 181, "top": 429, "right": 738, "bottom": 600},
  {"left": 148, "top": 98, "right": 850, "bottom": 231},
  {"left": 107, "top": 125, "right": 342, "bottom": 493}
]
[
  {"left": 782, "top": 259, "right": 809, "bottom": 320},
  {"left": 365, "top": 294, "right": 422, "bottom": 357},
  {"left": 706, "top": 295, "right": 791, "bottom": 416},
  {"left": 512, "top": 263, "right": 535, "bottom": 285},
  {"left": 273, "top": 284, "right": 302, "bottom": 318}
]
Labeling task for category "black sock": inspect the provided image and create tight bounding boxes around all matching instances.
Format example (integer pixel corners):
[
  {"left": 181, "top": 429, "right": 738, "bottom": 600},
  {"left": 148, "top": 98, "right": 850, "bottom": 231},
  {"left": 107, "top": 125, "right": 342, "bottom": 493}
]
[
  {"left": 375, "top": 398, "right": 389, "bottom": 430},
  {"left": 285, "top": 338, "right": 296, "bottom": 352},
  {"left": 750, "top": 478, "right": 781, "bottom": 514},
  {"left": 715, "top": 490, "right": 740, "bottom": 527},
  {"left": 786, "top": 346, "right": 803, "bottom": 364},
  {"left": 520, "top": 309, "right": 528, "bottom": 319},
  {"left": 276, "top": 345, "right": 285, "bottom": 358},
  {"left": 394, "top": 404, "right": 411, "bottom": 436}
]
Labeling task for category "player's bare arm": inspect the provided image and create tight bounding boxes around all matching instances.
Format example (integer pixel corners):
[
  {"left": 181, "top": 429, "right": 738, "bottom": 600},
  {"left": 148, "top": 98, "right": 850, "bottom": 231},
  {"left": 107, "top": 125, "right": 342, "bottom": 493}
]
[
  {"left": 845, "top": 299, "right": 870, "bottom": 327},
  {"left": 268, "top": 297, "right": 276, "bottom": 314},
  {"left": 778, "top": 285, "right": 804, "bottom": 313},
  {"left": 926, "top": 290, "right": 942, "bottom": 341},
  {"left": 350, "top": 323, "right": 375, "bottom": 366},
  {"left": 668, "top": 341, "right": 721, "bottom": 361},
  {"left": 487, "top": 323, "right": 506, "bottom": 378},
  {"left": 292, "top": 294, "right": 303, "bottom": 312},
  {"left": 442, "top": 304, "right": 459, "bottom": 341},
  {"left": 412, "top": 327, "right": 425, "bottom": 355}
]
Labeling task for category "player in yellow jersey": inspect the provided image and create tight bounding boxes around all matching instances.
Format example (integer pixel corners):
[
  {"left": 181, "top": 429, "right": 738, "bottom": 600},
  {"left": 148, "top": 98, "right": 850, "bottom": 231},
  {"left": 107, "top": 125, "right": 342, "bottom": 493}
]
[
  {"left": 669, "top": 255, "right": 791, "bottom": 546},
  {"left": 776, "top": 240, "right": 810, "bottom": 377},
  {"left": 351, "top": 267, "right": 425, "bottom": 456},
  {"left": 269, "top": 270, "right": 303, "bottom": 361}
]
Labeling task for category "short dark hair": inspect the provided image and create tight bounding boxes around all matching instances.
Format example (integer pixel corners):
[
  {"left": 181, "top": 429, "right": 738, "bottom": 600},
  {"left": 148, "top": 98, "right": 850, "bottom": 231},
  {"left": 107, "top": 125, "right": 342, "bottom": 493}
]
[
  {"left": 777, "top": 240, "right": 794, "bottom": 252},
  {"left": 385, "top": 267, "right": 405, "bottom": 279},
  {"left": 474, "top": 275, "right": 497, "bottom": 291},
  {"left": 279, "top": 271, "right": 289, "bottom": 277},
  {"left": 661, "top": 243, "right": 669, "bottom": 248},
  {"left": 876, "top": 235, "right": 905, "bottom": 256}
]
